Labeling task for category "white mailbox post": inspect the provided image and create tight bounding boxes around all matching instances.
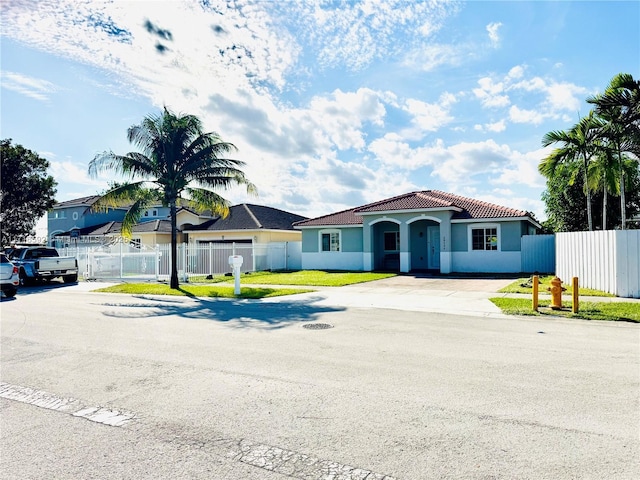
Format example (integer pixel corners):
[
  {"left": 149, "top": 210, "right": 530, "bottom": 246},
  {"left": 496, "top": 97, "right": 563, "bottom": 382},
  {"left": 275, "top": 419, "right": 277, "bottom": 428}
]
[{"left": 228, "top": 255, "right": 243, "bottom": 295}]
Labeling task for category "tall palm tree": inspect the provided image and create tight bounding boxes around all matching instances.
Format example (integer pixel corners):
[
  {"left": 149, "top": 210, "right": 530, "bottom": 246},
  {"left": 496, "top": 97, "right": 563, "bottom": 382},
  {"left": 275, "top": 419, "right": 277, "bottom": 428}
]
[
  {"left": 588, "top": 73, "right": 640, "bottom": 229},
  {"left": 539, "top": 112, "right": 604, "bottom": 231},
  {"left": 89, "top": 107, "right": 256, "bottom": 289},
  {"left": 587, "top": 148, "right": 618, "bottom": 230}
]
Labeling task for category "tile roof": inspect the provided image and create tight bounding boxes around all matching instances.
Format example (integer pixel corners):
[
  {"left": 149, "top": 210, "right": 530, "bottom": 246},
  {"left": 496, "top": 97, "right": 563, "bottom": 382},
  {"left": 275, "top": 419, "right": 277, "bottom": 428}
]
[
  {"left": 293, "top": 207, "right": 362, "bottom": 227},
  {"left": 294, "top": 190, "right": 534, "bottom": 227},
  {"left": 53, "top": 195, "right": 103, "bottom": 209},
  {"left": 186, "top": 204, "right": 308, "bottom": 232},
  {"left": 85, "top": 220, "right": 173, "bottom": 236}
]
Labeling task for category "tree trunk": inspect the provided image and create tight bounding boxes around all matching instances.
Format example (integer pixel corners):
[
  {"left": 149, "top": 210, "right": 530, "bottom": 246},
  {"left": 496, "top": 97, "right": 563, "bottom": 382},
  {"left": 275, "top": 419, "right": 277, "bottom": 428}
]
[
  {"left": 602, "top": 178, "right": 608, "bottom": 230},
  {"left": 170, "top": 199, "right": 179, "bottom": 289},
  {"left": 583, "top": 156, "right": 593, "bottom": 231},
  {"left": 618, "top": 144, "right": 627, "bottom": 230}
]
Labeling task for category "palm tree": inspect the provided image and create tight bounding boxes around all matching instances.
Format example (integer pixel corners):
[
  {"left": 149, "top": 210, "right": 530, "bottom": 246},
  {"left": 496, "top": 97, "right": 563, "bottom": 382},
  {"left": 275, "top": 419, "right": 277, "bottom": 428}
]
[
  {"left": 89, "top": 107, "right": 256, "bottom": 289},
  {"left": 588, "top": 148, "right": 618, "bottom": 229},
  {"left": 588, "top": 73, "right": 640, "bottom": 229},
  {"left": 539, "top": 112, "right": 604, "bottom": 231}
]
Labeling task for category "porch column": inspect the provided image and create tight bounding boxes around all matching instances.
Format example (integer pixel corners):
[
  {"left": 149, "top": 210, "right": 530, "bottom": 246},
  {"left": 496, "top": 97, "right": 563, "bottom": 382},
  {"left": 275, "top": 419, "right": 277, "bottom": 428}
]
[
  {"left": 400, "top": 221, "right": 410, "bottom": 273},
  {"left": 362, "top": 221, "right": 373, "bottom": 271},
  {"left": 440, "top": 215, "right": 452, "bottom": 274}
]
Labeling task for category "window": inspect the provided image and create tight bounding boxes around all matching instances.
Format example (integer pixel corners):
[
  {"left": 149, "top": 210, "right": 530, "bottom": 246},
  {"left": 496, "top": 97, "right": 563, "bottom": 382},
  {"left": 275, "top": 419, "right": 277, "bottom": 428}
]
[
  {"left": 472, "top": 227, "right": 498, "bottom": 251},
  {"left": 72, "top": 212, "right": 79, "bottom": 220},
  {"left": 320, "top": 231, "right": 340, "bottom": 252},
  {"left": 384, "top": 231, "right": 399, "bottom": 251},
  {"left": 130, "top": 238, "right": 141, "bottom": 248}
]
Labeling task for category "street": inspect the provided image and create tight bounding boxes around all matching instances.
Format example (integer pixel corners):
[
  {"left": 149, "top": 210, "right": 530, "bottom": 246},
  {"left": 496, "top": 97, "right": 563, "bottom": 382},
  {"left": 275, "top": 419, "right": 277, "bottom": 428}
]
[{"left": 1, "top": 284, "right": 639, "bottom": 479}]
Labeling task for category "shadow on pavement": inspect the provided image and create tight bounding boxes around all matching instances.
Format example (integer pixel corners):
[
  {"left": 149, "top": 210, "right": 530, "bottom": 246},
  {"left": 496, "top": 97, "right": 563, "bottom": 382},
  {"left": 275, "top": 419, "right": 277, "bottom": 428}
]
[{"left": 96, "top": 294, "right": 343, "bottom": 330}]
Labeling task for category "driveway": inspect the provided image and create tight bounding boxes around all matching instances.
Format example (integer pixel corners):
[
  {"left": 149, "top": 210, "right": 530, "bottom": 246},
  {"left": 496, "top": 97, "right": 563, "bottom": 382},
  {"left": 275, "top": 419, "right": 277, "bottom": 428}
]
[{"left": 258, "top": 274, "right": 520, "bottom": 318}]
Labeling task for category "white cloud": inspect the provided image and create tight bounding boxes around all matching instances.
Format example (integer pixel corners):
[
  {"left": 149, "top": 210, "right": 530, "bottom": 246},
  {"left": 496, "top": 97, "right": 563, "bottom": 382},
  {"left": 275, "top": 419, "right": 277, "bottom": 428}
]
[
  {"left": 403, "top": 93, "right": 457, "bottom": 135},
  {"left": 473, "top": 77, "right": 510, "bottom": 108},
  {"left": 487, "top": 22, "right": 502, "bottom": 46},
  {"left": 0, "top": 71, "right": 58, "bottom": 101},
  {"left": 509, "top": 105, "right": 545, "bottom": 125}
]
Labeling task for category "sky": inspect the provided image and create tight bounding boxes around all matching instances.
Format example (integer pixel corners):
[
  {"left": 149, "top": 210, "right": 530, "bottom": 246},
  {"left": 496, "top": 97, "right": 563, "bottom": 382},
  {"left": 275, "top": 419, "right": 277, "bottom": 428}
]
[{"left": 1, "top": 0, "right": 639, "bottom": 237}]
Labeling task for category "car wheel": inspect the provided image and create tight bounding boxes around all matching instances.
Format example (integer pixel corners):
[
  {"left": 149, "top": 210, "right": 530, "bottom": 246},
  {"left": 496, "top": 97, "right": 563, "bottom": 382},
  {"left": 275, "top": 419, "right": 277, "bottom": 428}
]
[
  {"left": 19, "top": 269, "right": 32, "bottom": 286},
  {"left": 3, "top": 287, "right": 17, "bottom": 298}
]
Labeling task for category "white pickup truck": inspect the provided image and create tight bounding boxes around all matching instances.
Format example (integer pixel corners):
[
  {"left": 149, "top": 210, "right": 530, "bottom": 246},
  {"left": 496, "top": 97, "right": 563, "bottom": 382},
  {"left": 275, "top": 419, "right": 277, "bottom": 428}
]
[{"left": 7, "top": 246, "right": 78, "bottom": 285}]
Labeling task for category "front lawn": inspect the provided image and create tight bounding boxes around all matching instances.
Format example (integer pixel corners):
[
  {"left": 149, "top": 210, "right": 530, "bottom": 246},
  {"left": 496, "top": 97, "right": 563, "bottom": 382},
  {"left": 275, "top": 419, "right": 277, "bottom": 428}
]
[
  {"left": 490, "top": 297, "right": 640, "bottom": 322},
  {"left": 498, "top": 275, "right": 614, "bottom": 297},
  {"left": 93, "top": 283, "right": 312, "bottom": 299},
  {"left": 189, "top": 270, "right": 396, "bottom": 287}
]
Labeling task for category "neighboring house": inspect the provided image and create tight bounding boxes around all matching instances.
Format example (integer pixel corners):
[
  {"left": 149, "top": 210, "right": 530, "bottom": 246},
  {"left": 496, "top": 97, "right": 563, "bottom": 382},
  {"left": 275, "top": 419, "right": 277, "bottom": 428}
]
[
  {"left": 184, "top": 204, "right": 308, "bottom": 245},
  {"left": 49, "top": 197, "right": 306, "bottom": 248},
  {"left": 294, "top": 190, "right": 541, "bottom": 274},
  {"left": 48, "top": 196, "right": 128, "bottom": 247}
]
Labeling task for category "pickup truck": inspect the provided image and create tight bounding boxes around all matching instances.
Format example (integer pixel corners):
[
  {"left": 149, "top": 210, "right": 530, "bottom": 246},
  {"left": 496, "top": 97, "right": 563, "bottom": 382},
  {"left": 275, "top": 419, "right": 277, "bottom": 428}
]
[{"left": 6, "top": 246, "right": 78, "bottom": 285}]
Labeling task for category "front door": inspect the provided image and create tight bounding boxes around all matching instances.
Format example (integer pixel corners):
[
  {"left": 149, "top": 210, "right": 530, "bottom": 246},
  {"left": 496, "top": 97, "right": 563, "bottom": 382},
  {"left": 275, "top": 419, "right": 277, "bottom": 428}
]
[{"left": 427, "top": 226, "right": 440, "bottom": 270}]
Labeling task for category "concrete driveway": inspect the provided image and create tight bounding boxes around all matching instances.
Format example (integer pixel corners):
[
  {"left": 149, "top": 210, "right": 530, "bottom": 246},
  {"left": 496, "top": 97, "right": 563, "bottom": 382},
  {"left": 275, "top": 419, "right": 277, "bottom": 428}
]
[{"left": 259, "top": 274, "right": 520, "bottom": 318}]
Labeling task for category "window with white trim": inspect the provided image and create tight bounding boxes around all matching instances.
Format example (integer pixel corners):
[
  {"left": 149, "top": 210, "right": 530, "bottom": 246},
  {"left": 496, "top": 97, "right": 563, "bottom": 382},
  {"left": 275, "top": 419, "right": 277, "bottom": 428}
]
[
  {"left": 320, "top": 230, "right": 340, "bottom": 252},
  {"left": 384, "top": 231, "right": 399, "bottom": 251},
  {"left": 471, "top": 226, "right": 498, "bottom": 251}
]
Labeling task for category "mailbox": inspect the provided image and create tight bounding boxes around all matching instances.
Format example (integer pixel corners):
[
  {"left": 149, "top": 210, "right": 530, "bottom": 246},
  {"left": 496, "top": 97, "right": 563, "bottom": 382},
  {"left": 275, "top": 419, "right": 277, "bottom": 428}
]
[
  {"left": 228, "top": 255, "right": 243, "bottom": 295},
  {"left": 228, "top": 255, "right": 243, "bottom": 268}
]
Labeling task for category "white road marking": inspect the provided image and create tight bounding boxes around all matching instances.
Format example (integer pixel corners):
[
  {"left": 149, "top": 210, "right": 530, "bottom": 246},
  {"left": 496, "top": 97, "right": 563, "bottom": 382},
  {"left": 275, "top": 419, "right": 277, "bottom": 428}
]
[{"left": 0, "top": 382, "right": 135, "bottom": 427}]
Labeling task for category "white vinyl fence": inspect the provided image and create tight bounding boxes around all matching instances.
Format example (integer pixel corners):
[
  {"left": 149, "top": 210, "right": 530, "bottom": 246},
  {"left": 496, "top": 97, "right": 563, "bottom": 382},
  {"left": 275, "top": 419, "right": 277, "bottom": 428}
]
[
  {"left": 556, "top": 230, "right": 640, "bottom": 298},
  {"left": 58, "top": 241, "right": 302, "bottom": 282},
  {"left": 521, "top": 234, "right": 555, "bottom": 274}
]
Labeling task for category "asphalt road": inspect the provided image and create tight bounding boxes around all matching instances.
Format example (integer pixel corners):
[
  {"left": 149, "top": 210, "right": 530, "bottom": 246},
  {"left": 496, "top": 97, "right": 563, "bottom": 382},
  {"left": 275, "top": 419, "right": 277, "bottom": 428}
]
[{"left": 1, "top": 284, "right": 639, "bottom": 479}]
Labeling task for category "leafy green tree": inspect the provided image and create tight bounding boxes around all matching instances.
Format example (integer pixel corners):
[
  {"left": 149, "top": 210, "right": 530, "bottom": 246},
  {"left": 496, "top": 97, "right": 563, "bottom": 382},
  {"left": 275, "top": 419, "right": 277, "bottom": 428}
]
[
  {"left": 0, "top": 139, "right": 57, "bottom": 245},
  {"left": 542, "top": 158, "right": 640, "bottom": 231},
  {"left": 588, "top": 73, "right": 640, "bottom": 229},
  {"left": 539, "top": 112, "right": 604, "bottom": 231},
  {"left": 89, "top": 107, "right": 256, "bottom": 289}
]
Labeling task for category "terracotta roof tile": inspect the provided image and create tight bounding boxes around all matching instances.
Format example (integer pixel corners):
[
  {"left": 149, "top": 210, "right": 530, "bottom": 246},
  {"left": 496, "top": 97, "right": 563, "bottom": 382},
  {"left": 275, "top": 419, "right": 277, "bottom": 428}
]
[
  {"left": 295, "top": 190, "right": 533, "bottom": 227},
  {"left": 293, "top": 207, "right": 361, "bottom": 227}
]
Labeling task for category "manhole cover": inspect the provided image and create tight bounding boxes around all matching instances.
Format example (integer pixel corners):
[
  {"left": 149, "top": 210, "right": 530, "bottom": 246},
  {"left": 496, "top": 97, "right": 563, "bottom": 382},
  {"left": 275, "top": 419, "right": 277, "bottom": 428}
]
[{"left": 302, "top": 323, "right": 334, "bottom": 330}]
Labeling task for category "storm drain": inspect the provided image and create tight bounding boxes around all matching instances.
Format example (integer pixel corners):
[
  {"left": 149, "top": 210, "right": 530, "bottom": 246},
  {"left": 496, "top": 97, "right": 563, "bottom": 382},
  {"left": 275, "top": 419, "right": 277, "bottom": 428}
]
[{"left": 302, "top": 322, "right": 334, "bottom": 330}]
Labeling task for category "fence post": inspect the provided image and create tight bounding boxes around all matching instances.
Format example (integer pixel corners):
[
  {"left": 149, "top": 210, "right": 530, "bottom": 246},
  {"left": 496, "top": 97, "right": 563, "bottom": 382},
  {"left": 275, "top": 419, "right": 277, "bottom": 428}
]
[
  {"left": 119, "top": 239, "right": 123, "bottom": 279},
  {"left": 155, "top": 244, "right": 159, "bottom": 280},
  {"left": 532, "top": 275, "right": 539, "bottom": 312},
  {"left": 208, "top": 242, "right": 213, "bottom": 275},
  {"left": 572, "top": 277, "right": 579, "bottom": 313}
]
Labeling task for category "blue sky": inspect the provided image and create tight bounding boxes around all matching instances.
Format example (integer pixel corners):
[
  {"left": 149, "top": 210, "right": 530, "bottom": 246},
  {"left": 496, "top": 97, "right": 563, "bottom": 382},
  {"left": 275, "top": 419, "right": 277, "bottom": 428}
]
[{"left": 2, "top": 0, "right": 639, "bottom": 234}]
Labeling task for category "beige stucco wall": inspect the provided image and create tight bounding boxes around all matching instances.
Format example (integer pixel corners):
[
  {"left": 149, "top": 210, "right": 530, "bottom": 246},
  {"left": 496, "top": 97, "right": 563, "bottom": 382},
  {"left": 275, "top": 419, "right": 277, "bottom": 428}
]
[{"left": 186, "top": 229, "right": 301, "bottom": 244}]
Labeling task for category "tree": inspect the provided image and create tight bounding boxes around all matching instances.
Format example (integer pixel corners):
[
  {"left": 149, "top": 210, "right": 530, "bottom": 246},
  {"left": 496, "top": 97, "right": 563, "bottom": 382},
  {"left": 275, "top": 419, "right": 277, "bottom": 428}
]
[
  {"left": 89, "top": 107, "right": 256, "bottom": 289},
  {"left": 0, "top": 139, "right": 57, "bottom": 245},
  {"left": 588, "top": 73, "right": 640, "bottom": 229},
  {"left": 539, "top": 112, "right": 604, "bottom": 231},
  {"left": 542, "top": 157, "right": 640, "bottom": 231}
]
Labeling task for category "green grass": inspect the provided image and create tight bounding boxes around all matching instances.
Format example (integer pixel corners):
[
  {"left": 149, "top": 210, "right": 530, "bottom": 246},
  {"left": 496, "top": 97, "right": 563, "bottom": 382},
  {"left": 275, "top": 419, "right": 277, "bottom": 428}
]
[
  {"left": 189, "top": 270, "right": 397, "bottom": 287},
  {"left": 93, "top": 282, "right": 312, "bottom": 299},
  {"left": 498, "top": 275, "right": 614, "bottom": 297},
  {"left": 490, "top": 297, "right": 640, "bottom": 322}
]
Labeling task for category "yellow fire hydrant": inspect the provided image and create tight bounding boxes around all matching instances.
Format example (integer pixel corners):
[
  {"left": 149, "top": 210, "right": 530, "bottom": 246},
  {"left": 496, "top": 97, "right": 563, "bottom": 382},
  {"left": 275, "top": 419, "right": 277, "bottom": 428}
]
[{"left": 548, "top": 276, "right": 566, "bottom": 310}]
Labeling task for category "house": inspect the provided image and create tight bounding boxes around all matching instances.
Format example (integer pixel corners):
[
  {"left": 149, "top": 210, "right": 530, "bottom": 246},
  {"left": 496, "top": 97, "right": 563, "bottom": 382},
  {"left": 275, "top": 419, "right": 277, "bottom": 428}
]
[
  {"left": 294, "top": 190, "right": 541, "bottom": 274},
  {"left": 49, "top": 197, "right": 306, "bottom": 249},
  {"left": 48, "top": 195, "right": 127, "bottom": 247},
  {"left": 184, "top": 204, "right": 307, "bottom": 245}
]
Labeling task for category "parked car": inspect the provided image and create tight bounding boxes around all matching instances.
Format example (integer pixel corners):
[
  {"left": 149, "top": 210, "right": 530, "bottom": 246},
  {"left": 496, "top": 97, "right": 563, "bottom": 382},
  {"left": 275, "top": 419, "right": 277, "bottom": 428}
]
[
  {"left": 6, "top": 246, "right": 78, "bottom": 285},
  {"left": 0, "top": 253, "right": 19, "bottom": 298}
]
